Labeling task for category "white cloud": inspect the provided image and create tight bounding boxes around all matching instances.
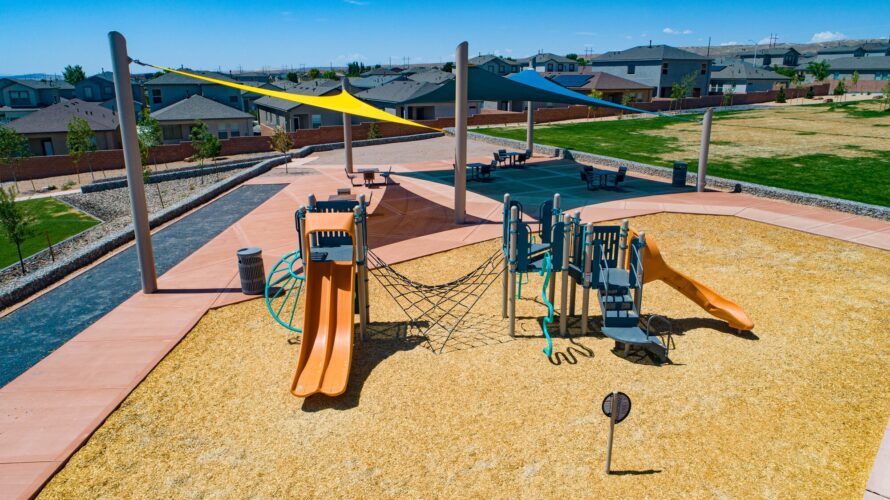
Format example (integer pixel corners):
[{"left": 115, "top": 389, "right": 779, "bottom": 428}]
[
  {"left": 343, "top": 0, "right": 368, "bottom": 5},
  {"left": 663, "top": 27, "right": 692, "bottom": 35},
  {"left": 336, "top": 53, "right": 366, "bottom": 61},
  {"left": 757, "top": 36, "right": 772, "bottom": 44},
  {"left": 810, "top": 31, "right": 846, "bottom": 43},
  {"left": 720, "top": 41, "right": 739, "bottom": 46},
  {"left": 624, "top": 35, "right": 633, "bottom": 40}
]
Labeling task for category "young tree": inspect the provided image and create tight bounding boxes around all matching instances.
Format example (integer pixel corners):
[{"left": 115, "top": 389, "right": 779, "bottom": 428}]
[
  {"left": 565, "top": 53, "right": 578, "bottom": 61},
  {"left": 442, "top": 62, "right": 454, "bottom": 73},
  {"left": 587, "top": 89, "right": 604, "bottom": 118},
  {"left": 307, "top": 68, "right": 320, "bottom": 80},
  {"left": 138, "top": 107, "right": 163, "bottom": 170},
  {"left": 776, "top": 86, "right": 786, "bottom": 103},
  {"left": 882, "top": 80, "right": 890, "bottom": 111},
  {"left": 722, "top": 86, "right": 735, "bottom": 107},
  {"left": 62, "top": 64, "right": 86, "bottom": 85},
  {"left": 791, "top": 73, "right": 804, "bottom": 103},
  {"left": 670, "top": 71, "right": 698, "bottom": 111},
  {"left": 286, "top": 71, "right": 299, "bottom": 83},
  {"left": 66, "top": 117, "right": 97, "bottom": 183},
  {"left": 807, "top": 60, "right": 831, "bottom": 83},
  {"left": 576, "top": 57, "right": 588, "bottom": 67},
  {"left": 0, "top": 185, "right": 35, "bottom": 274},
  {"left": 321, "top": 70, "right": 339, "bottom": 80},
  {"left": 0, "top": 126, "right": 32, "bottom": 192},
  {"left": 189, "top": 121, "right": 221, "bottom": 182},
  {"left": 619, "top": 92, "right": 635, "bottom": 119},
  {"left": 366, "top": 122, "right": 380, "bottom": 140},
  {"left": 833, "top": 79, "right": 847, "bottom": 97},
  {"left": 851, "top": 70, "right": 860, "bottom": 93},
  {"left": 270, "top": 126, "right": 294, "bottom": 173}
]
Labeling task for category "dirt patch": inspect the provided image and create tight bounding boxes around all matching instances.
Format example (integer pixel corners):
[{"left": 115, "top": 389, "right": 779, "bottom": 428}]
[{"left": 40, "top": 214, "right": 890, "bottom": 498}]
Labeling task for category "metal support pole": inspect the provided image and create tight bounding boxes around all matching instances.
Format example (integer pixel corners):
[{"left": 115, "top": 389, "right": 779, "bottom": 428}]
[
  {"left": 508, "top": 206, "right": 518, "bottom": 338},
  {"left": 501, "top": 193, "right": 510, "bottom": 319},
  {"left": 548, "top": 193, "right": 560, "bottom": 305},
  {"left": 359, "top": 194, "right": 370, "bottom": 327},
  {"left": 697, "top": 107, "right": 713, "bottom": 192},
  {"left": 617, "top": 219, "right": 629, "bottom": 269},
  {"left": 559, "top": 213, "right": 571, "bottom": 337},
  {"left": 354, "top": 205, "right": 368, "bottom": 340},
  {"left": 454, "top": 41, "right": 468, "bottom": 224},
  {"left": 342, "top": 80, "right": 354, "bottom": 174},
  {"left": 526, "top": 102, "right": 534, "bottom": 152},
  {"left": 569, "top": 211, "right": 580, "bottom": 317},
  {"left": 634, "top": 232, "right": 646, "bottom": 313},
  {"left": 109, "top": 31, "right": 156, "bottom": 293},
  {"left": 581, "top": 223, "right": 593, "bottom": 336},
  {"left": 605, "top": 390, "right": 618, "bottom": 474}
]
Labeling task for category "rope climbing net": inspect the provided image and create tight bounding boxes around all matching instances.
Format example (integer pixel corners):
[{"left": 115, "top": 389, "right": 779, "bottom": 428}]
[{"left": 367, "top": 249, "right": 507, "bottom": 354}]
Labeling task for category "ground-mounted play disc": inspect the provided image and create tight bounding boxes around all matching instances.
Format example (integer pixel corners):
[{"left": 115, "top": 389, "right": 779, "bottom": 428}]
[{"left": 265, "top": 250, "right": 305, "bottom": 333}]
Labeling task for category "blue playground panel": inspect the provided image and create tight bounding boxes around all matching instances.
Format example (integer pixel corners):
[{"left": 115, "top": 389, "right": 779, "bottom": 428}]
[
  {"left": 399, "top": 160, "right": 694, "bottom": 218},
  {"left": 0, "top": 184, "right": 287, "bottom": 388}
]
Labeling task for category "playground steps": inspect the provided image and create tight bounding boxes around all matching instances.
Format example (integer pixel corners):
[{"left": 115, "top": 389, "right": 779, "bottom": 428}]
[
  {"left": 602, "top": 326, "right": 667, "bottom": 362},
  {"left": 603, "top": 309, "right": 640, "bottom": 327},
  {"left": 601, "top": 294, "right": 634, "bottom": 310}
]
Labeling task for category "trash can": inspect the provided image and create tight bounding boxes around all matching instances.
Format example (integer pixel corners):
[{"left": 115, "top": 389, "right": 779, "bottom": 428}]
[
  {"left": 672, "top": 161, "right": 688, "bottom": 187},
  {"left": 237, "top": 247, "right": 265, "bottom": 295}
]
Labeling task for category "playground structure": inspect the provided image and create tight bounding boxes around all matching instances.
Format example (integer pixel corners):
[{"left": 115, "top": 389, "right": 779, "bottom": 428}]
[
  {"left": 502, "top": 192, "right": 754, "bottom": 362},
  {"left": 266, "top": 195, "right": 370, "bottom": 397}
]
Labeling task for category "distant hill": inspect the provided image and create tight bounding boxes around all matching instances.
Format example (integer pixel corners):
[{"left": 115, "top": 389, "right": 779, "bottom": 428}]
[
  {"left": 681, "top": 38, "right": 888, "bottom": 58},
  {"left": 0, "top": 73, "right": 63, "bottom": 81}
]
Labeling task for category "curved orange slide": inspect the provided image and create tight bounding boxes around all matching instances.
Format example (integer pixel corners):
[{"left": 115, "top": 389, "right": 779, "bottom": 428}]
[
  {"left": 291, "top": 213, "right": 356, "bottom": 398},
  {"left": 631, "top": 229, "right": 754, "bottom": 331}
]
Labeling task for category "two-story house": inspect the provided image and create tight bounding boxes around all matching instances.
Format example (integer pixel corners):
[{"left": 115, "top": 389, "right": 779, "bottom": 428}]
[
  {"left": 708, "top": 60, "right": 790, "bottom": 94},
  {"left": 254, "top": 79, "right": 345, "bottom": 132},
  {"left": 738, "top": 47, "right": 800, "bottom": 68},
  {"left": 826, "top": 56, "right": 890, "bottom": 82},
  {"left": 0, "top": 78, "right": 75, "bottom": 108},
  {"left": 468, "top": 55, "right": 522, "bottom": 75},
  {"left": 517, "top": 53, "right": 577, "bottom": 73},
  {"left": 589, "top": 44, "right": 711, "bottom": 98},
  {"left": 816, "top": 42, "right": 890, "bottom": 61},
  {"left": 143, "top": 71, "right": 244, "bottom": 112},
  {"left": 7, "top": 99, "right": 120, "bottom": 156}
]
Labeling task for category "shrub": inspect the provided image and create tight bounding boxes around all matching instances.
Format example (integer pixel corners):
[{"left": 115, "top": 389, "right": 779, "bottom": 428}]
[
  {"left": 805, "top": 87, "right": 815, "bottom": 99},
  {"left": 367, "top": 122, "right": 380, "bottom": 140},
  {"left": 776, "top": 87, "right": 786, "bottom": 103}
]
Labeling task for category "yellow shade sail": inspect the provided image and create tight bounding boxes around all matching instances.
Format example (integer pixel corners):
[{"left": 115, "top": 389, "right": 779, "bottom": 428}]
[{"left": 134, "top": 61, "right": 440, "bottom": 131}]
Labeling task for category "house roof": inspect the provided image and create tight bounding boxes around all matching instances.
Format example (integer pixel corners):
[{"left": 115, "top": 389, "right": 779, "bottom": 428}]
[
  {"left": 360, "top": 68, "right": 404, "bottom": 77},
  {"left": 469, "top": 55, "right": 519, "bottom": 66},
  {"left": 546, "top": 72, "right": 652, "bottom": 91},
  {"left": 254, "top": 80, "right": 342, "bottom": 111},
  {"left": 144, "top": 70, "right": 239, "bottom": 86},
  {"left": 0, "top": 77, "right": 74, "bottom": 90},
  {"left": 354, "top": 80, "right": 443, "bottom": 104},
  {"left": 517, "top": 53, "right": 575, "bottom": 64},
  {"left": 593, "top": 45, "right": 710, "bottom": 62},
  {"left": 7, "top": 99, "right": 117, "bottom": 134},
  {"left": 407, "top": 69, "right": 455, "bottom": 84},
  {"left": 710, "top": 62, "right": 791, "bottom": 81},
  {"left": 347, "top": 75, "right": 405, "bottom": 89},
  {"left": 825, "top": 56, "right": 890, "bottom": 71},
  {"left": 150, "top": 94, "right": 252, "bottom": 121},
  {"left": 817, "top": 43, "right": 889, "bottom": 55}
]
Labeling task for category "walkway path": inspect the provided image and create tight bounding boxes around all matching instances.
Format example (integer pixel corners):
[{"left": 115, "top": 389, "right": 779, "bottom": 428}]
[{"left": 1, "top": 152, "right": 888, "bottom": 499}]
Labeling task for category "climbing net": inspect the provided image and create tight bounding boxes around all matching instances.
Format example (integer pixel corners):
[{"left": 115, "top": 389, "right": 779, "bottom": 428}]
[{"left": 367, "top": 249, "right": 507, "bottom": 354}]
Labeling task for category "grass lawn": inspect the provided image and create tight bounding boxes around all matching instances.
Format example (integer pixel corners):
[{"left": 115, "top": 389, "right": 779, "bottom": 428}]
[
  {"left": 478, "top": 100, "right": 890, "bottom": 206},
  {"left": 0, "top": 197, "right": 99, "bottom": 269}
]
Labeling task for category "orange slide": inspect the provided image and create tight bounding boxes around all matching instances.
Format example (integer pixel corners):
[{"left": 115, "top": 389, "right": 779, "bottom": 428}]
[
  {"left": 632, "top": 229, "right": 754, "bottom": 331},
  {"left": 291, "top": 213, "right": 357, "bottom": 398}
]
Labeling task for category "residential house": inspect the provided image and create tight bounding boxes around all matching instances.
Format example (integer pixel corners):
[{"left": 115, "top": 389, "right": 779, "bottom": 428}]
[
  {"left": 150, "top": 94, "right": 253, "bottom": 144},
  {"left": 0, "top": 107, "right": 37, "bottom": 125},
  {"left": 407, "top": 69, "right": 455, "bottom": 85},
  {"left": 708, "top": 61, "right": 790, "bottom": 94},
  {"left": 546, "top": 72, "right": 652, "bottom": 102},
  {"left": 240, "top": 81, "right": 285, "bottom": 113},
  {"left": 254, "top": 79, "right": 345, "bottom": 132},
  {"left": 739, "top": 47, "right": 800, "bottom": 67},
  {"left": 826, "top": 56, "right": 890, "bottom": 81},
  {"left": 517, "top": 53, "right": 577, "bottom": 73},
  {"left": 355, "top": 80, "right": 481, "bottom": 120},
  {"left": 74, "top": 72, "right": 145, "bottom": 108},
  {"left": 0, "top": 78, "right": 75, "bottom": 108},
  {"left": 590, "top": 44, "right": 711, "bottom": 98},
  {"left": 816, "top": 42, "right": 890, "bottom": 61},
  {"left": 143, "top": 70, "right": 244, "bottom": 112},
  {"left": 229, "top": 71, "right": 273, "bottom": 83},
  {"left": 360, "top": 67, "right": 404, "bottom": 77},
  {"left": 469, "top": 55, "right": 521, "bottom": 75},
  {"left": 347, "top": 75, "right": 406, "bottom": 90},
  {"left": 7, "top": 99, "right": 119, "bottom": 156}
]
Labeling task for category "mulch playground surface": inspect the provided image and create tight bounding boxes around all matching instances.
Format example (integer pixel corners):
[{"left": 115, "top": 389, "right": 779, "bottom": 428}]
[{"left": 41, "top": 214, "right": 890, "bottom": 497}]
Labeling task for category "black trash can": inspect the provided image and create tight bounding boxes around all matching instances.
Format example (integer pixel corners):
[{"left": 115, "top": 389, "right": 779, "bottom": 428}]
[
  {"left": 237, "top": 247, "right": 265, "bottom": 295},
  {"left": 672, "top": 161, "right": 688, "bottom": 187}
]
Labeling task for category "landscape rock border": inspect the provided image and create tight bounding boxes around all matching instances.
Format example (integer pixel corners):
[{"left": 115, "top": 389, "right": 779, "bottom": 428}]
[
  {"left": 0, "top": 155, "right": 288, "bottom": 311},
  {"left": 462, "top": 130, "right": 890, "bottom": 221}
]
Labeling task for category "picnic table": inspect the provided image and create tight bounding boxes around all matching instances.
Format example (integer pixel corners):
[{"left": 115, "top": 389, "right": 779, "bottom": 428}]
[
  {"left": 328, "top": 193, "right": 357, "bottom": 202},
  {"left": 504, "top": 152, "right": 521, "bottom": 165},
  {"left": 467, "top": 162, "right": 486, "bottom": 180},
  {"left": 356, "top": 167, "right": 379, "bottom": 186}
]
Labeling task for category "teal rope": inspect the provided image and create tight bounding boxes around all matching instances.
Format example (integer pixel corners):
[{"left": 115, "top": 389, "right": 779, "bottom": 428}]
[{"left": 539, "top": 252, "right": 554, "bottom": 356}]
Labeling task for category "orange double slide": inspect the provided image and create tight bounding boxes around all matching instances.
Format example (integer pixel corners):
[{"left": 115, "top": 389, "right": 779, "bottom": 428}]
[
  {"left": 632, "top": 229, "right": 754, "bottom": 331},
  {"left": 291, "top": 213, "right": 357, "bottom": 398}
]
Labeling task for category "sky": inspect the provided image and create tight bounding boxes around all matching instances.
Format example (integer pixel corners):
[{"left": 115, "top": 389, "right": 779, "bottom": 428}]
[{"left": 1, "top": 0, "right": 889, "bottom": 75}]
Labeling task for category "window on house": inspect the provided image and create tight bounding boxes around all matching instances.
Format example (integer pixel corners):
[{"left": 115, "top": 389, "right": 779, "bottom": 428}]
[
  {"left": 547, "top": 63, "right": 554, "bottom": 71},
  {"left": 84, "top": 87, "right": 94, "bottom": 99},
  {"left": 834, "top": 71, "right": 840, "bottom": 80},
  {"left": 499, "top": 65, "right": 505, "bottom": 73},
  {"left": 162, "top": 125, "right": 180, "bottom": 140},
  {"left": 218, "top": 124, "right": 228, "bottom": 140},
  {"left": 231, "top": 124, "right": 241, "bottom": 137},
  {"left": 701, "top": 63, "right": 707, "bottom": 75},
  {"left": 512, "top": 65, "right": 518, "bottom": 72},
  {"left": 9, "top": 90, "right": 29, "bottom": 106},
  {"left": 103, "top": 86, "right": 113, "bottom": 95},
  {"left": 311, "top": 114, "right": 322, "bottom": 128},
  {"left": 557, "top": 64, "right": 564, "bottom": 71},
  {"left": 661, "top": 63, "right": 669, "bottom": 75},
  {"left": 763, "top": 56, "right": 771, "bottom": 65},
  {"left": 151, "top": 88, "right": 162, "bottom": 104},
  {"left": 627, "top": 64, "right": 636, "bottom": 74},
  {"left": 569, "top": 64, "right": 575, "bottom": 71},
  {"left": 229, "top": 95, "right": 238, "bottom": 104}
]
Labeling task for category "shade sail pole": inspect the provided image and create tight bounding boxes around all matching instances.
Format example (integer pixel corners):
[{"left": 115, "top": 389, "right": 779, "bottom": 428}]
[
  {"left": 342, "top": 79, "right": 354, "bottom": 174},
  {"left": 526, "top": 62, "right": 534, "bottom": 153},
  {"left": 697, "top": 107, "right": 713, "bottom": 192},
  {"left": 109, "top": 31, "right": 156, "bottom": 293},
  {"left": 454, "top": 41, "right": 468, "bottom": 224}
]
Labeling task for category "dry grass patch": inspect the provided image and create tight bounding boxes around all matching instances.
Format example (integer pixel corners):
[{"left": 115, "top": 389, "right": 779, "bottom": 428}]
[{"left": 41, "top": 214, "right": 890, "bottom": 498}]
